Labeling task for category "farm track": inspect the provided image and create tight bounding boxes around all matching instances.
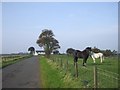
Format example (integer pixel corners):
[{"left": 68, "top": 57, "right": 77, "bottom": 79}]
[{"left": 2, "top": 56, "right": 41, "bottom": 88}]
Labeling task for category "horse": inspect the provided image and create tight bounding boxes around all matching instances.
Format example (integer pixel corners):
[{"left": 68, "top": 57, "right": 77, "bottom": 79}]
[
  {"left": 73, "top": 47, "right": 92, "bottom": 66},
  {"left": 90, "top": 51, "right": 104, "bottom": 63}
]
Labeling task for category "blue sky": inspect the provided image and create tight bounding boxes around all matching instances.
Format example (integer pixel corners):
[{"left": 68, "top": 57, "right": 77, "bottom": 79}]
[{"left": 2, "top": 2, "right": 118, "bottom": 54}]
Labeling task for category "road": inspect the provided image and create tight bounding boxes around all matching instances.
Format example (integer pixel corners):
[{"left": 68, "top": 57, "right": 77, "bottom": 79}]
[{"left": 2, "top": 56, "right": 41, "bottom": 88}]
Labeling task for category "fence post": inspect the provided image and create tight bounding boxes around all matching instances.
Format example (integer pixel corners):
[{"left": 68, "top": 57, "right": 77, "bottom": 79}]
[
  {"left": 58, "top": 58, "right": 60, "bottom": 66},
  {"left": 57, "top": 58, "right": 59, "bottom": 65},
  {"left": 52, "top": 57, "right": 54, "bottom": 62},
  {"left": 74, "top": 62, "right": 78, "bottom": 78},
  {"left": 66, "top": 59, "right": 68, "bottom": 72},
  {"left": 94, "top": 65, "right": 98, "bottom": 89},
  {"left": 60, "top": 58, "right": 63, "bottom": 67}
]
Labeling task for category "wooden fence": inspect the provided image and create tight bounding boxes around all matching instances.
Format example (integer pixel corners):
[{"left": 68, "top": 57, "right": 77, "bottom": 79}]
[{"left": 50, "top": 56, "right": 118, "bottom": 88}]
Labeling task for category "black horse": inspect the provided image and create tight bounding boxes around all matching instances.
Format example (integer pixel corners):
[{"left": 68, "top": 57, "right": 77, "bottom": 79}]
[{"left": 73, "top": 47, "right": 92, "bottom": 66}]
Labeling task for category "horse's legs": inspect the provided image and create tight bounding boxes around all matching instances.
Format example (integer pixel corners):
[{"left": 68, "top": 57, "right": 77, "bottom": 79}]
[
  {"left": 103, "top": 56, "right": 104, "bottom": 61},
  {"left": 100, "top": 57, "right": 103, "bottom": 63},
  {"left": 93, "top": 58, "right": 95, "bottom": 63},
  {"left": 74, "top": 57, "right": 78, "bottom": 66},
  {"left": 92, "top": 56, "right": 95, "bottom": 63},
  {"left": 83, "top": 58, "right": 87, "bottom": 66},
  {"left": 82, "top": 60, "right": 85, "bottom": 66}
]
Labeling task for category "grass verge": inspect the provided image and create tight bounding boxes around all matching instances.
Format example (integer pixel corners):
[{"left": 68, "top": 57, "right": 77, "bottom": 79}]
[
  {"left": 39, "top": 56, "right": 85, "bottom": 88},
  {"left": 1, "top": 55, "right": 32, "bottom": 68},
  {"left": 39, "top": 56, "right": 64, "bottom": 88}
]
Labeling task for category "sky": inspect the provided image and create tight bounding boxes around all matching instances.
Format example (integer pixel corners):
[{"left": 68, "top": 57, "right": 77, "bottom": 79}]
[{"left": 1, "top": 2, "right": 118, "bottom": 54}]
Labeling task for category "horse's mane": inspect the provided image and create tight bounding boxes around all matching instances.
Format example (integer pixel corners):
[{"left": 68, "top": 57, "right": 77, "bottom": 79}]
[{"left": 76, "top": 50, "right": 81, "bottom": 52}]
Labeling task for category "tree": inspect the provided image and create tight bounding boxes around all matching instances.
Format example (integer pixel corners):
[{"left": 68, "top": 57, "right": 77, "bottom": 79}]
[
  {"left": 28, "top": 47, "right": 35, "bottom": 55},
  {"left": 101, "top": 49, "right": 113, "bottom": 57},
  {"left": 105, "top": 49, "right": 113, "bottom": 56},
  {"left": 53, "top": 50, "right": 59, "bottom": 54},
  {"left": 92, "top": 47, "right": 100, "bottom": 53},
  {"left": 66, "top": 48, "right": 75, "bottom": 55},
  {"left": 36, "top": 29, "right": 60, "bottom": 58},
  {"left": 112, "top": 50, "right": 117, "bottom": 55}
]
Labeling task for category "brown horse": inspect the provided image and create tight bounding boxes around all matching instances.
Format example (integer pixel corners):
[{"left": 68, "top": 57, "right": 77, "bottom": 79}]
[{"left": 73, "top": 47, "right": 92, "bottom": 66}]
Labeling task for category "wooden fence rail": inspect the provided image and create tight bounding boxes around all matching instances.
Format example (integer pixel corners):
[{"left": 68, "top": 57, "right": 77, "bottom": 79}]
[{"left": 50, "top": 56, "right": 118, "bottom": 88}]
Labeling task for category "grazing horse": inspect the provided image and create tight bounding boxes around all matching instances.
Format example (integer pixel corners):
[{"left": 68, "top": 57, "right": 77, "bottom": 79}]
[
  {"left": 90, "top": 52, "right": 104, "bottom": 63},
  {"left": 73, "top": 47, "right": 92, "bottom": 66}
]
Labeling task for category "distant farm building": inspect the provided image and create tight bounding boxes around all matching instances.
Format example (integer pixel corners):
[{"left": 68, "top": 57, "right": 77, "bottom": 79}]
[{"left": 36, "top": 50, "right": 45, "bottom": 55}]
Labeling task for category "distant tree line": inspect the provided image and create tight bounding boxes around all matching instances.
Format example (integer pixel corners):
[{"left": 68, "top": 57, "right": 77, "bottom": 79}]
[
  {"left": 92, "top": 47, "right": 117, "bottom": 57},
  {"left": 66, "top": 48, "right": 75, "bottom": 55},
  {"left": 53, "top": 50, "right": 59, "bottom": 54}
]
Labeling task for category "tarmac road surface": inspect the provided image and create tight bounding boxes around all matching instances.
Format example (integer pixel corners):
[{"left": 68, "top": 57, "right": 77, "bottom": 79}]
[{"left": 2, "top": 56, "right": 41, "bottom": 88}]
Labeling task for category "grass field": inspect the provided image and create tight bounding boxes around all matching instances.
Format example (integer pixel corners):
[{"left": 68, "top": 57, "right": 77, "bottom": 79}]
[
  {"left": 51, "top": 55, "right": 118, "bottom": 73},
  {"left": 40, "top": 54, "right": 119, "bottom": 88},
  {"left": 0, "top": 55, "right": 32, "bottom": 68}
]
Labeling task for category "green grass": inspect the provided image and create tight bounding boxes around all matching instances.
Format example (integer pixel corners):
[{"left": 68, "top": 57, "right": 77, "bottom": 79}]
[
  {"left": 51, "top": 55, "right": 118, "bottom": 74},
  {"left": 39, "top": 56, "right": 87, "bottom": 88},
  {"left": 48, "top": 54, "right": 118, "bottom": 88},
  {"left": 39, "top": 56, "right": 65, "bottom": 88},
  {"left": 1, "top": 55, "right": 32, "bottom": 68}
]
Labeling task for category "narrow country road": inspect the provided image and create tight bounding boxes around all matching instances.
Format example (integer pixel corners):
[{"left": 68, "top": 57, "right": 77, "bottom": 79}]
[{"left": 2, "top": 56, "right": 41, "bottom": 88}]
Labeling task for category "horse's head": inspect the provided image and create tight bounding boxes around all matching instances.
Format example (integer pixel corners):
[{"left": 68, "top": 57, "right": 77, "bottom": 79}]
[
  {"left": 86, "top": 47, "right": 92, "bottom": 51},
  {"left": 85, "top": 47, "right": 92, "bottom": 54}
]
